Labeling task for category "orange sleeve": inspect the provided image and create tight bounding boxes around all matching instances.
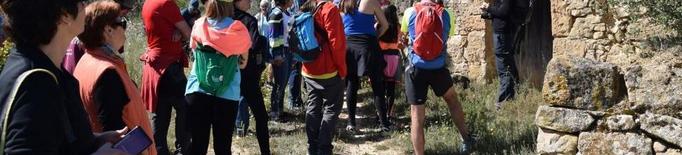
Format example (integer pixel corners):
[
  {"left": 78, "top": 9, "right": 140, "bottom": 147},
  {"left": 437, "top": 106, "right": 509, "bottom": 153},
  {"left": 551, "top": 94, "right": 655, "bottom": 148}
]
[{"left": 323, "top": 4, "right": 347, "bottom": 78}]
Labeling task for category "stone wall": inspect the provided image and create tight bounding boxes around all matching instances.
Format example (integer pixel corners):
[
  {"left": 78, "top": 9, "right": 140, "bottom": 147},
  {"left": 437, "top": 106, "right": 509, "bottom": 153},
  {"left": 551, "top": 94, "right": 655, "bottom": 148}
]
[
  {"left": 440, "top": 0, "right": 553, "bottom": 86},
  {"left": 535, "top": 0, "right": 681, "bottom": 154},
  {"left": 446, "top": 0, "right": 497, "bottom": 83}
]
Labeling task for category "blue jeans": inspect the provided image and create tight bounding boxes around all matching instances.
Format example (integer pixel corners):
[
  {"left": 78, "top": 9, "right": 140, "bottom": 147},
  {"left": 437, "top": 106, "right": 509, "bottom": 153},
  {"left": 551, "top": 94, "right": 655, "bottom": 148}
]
[
  {"left": 493, "top": 32, "right": 519, "bottom": 103},
  {"left": 270, "top": 51, "right": 291, "bottom": 117},
  {"left": 288, "top": 61, "right": 303, "bottom": 108},
  {"left": 236, "top": 97, "right": 249, "bottom": 129}
]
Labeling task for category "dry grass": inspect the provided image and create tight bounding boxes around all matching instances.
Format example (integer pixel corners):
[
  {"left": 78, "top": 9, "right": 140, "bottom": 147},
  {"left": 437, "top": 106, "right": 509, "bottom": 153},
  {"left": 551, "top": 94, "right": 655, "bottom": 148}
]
[{"left": 121, "top": 8, "right": 540, "bottom": 154}]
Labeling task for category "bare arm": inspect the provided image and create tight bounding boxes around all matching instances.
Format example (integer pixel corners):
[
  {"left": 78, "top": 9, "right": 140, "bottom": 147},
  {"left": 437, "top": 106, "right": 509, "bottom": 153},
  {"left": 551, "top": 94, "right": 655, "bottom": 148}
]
[
  {"left": 372, "top": 0, "right": 388, "bottom": 37},
  {"left": 174, "top": 21, "right": 192, "bottom": 41}
]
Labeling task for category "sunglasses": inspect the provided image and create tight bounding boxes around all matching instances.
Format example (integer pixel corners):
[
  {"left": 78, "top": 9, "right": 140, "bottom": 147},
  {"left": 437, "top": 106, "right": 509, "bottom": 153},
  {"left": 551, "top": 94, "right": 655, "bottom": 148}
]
[{"left": 113, "top": 16, "right": 128, "bottom": 29}]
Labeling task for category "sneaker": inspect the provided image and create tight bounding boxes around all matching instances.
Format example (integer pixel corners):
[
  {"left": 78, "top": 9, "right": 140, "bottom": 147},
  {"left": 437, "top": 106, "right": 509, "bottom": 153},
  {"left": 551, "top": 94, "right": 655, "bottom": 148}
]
[
  {"left": 460, "top": 135, "right": 476, "bottom": 154},
  {"left": 346, "top": 125, "right": 358, "bottom": 133},
  {"left": 495, "top": 102, "right": 503, "bottom": 111},
  {"left": 236, "top": 128, "right": 246, "bottom": 137},
  {"left": 381, "top": 121, "right": 393, "bottom": 132},
  {"left": 380, "top": 126, "right": 392, "bottom": 132}
]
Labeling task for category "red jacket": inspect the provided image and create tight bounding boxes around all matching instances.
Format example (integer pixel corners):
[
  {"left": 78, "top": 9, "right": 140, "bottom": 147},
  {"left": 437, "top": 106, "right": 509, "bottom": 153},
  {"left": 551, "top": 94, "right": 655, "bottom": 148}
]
[{"left": 302, "top": 2, "right": 347, "bottom": 79}]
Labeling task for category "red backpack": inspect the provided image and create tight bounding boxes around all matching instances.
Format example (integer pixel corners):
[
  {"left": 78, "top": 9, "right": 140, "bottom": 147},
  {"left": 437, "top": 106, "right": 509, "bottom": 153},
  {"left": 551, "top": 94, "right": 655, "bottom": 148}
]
[{"left": 413, "top": 2, "right": 444, "bottom": 60}]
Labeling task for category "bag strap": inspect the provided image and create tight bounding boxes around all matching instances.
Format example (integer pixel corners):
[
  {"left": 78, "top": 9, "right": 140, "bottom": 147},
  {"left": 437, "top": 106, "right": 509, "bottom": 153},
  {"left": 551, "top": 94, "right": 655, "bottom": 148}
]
[
  {"left": 312, "top": 2, "right": 330, "bottom": 45},
  {"left": 0, "top": 69, "right": 58, "bottom": 154}
]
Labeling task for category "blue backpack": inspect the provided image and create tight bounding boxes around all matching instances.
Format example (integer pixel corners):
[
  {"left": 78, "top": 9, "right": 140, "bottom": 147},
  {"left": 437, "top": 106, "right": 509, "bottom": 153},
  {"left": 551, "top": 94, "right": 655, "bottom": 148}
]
[{"left": 288, "top": 2, "right": 327, "bottom": 62}]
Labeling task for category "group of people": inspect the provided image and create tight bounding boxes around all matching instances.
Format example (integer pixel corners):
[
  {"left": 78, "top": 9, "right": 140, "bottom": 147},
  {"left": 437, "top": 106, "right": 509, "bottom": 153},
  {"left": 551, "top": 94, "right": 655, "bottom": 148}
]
[{"left": 0, "top": 0, "right": 522, "bottom": 154}]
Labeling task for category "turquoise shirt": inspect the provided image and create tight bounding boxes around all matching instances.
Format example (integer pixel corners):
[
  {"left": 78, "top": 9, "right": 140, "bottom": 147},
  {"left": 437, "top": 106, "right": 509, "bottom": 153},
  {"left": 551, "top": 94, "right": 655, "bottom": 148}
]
[{"left": 185, "top": 17, "right": 241, "bottom": 101}]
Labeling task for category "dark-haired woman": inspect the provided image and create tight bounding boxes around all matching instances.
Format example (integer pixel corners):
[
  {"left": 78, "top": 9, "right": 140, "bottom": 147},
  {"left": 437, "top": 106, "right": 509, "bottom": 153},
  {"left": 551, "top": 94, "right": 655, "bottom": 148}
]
[
  {"left": 378, "top": 4, "right": 402, "bottom": 122},
  {"left": 0, "top": 0, "right": 126, "bottom": 154},
  {"left": 339, "top": 0, "right": 391, "bottom": 132}
]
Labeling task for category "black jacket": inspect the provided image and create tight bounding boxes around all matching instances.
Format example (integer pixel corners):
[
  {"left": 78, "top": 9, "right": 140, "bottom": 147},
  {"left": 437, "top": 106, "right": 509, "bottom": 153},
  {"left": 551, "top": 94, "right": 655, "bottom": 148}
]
[
  {"left": 485, "top": 0, "right": 527, "bottom": 33},
  {"left": 0, "top": 46, "right": 97, "bottom": 155},
  {"left": 234, "top": 9, "right": 269, "bottom": 72}
]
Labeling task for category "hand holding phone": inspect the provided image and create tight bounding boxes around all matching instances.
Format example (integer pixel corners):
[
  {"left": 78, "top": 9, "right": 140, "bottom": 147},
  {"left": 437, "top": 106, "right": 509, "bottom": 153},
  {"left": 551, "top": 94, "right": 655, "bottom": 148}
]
[{"left": 113, "top": 126, "right": 152, "bottom": 155}]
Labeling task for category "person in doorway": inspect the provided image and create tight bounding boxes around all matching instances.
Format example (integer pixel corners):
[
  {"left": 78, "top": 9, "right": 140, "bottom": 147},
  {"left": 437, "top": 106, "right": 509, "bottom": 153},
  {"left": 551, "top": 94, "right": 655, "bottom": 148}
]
[
  {"left": 267, "top": 0, "right": 294, "bottom": 122},
  {"left": 185, "top": 0, "right": 251, "bottom": 153},
  {"left": 73, "top": 1, "right": 156, "bottom": 154},
  {"left": 481, "top": 0, "right": 520, "bottom": 110},
  {"left": 0, "top": 0, "right": 127, "bottom": 154},
  {"left": 299, "top": 0, "right": 347, "bottom": 154},
  {"left": 339, "top": 0, "right": 391, "bottom": 132},
  {"left": 141, "top": 0, "right": 193, "bottom": 154},
  {"left": 233, "top": 0, "right": 272, "bottom": 153},
  {"left": 402, "top": 0, "right": 475, "bottom": 154}
]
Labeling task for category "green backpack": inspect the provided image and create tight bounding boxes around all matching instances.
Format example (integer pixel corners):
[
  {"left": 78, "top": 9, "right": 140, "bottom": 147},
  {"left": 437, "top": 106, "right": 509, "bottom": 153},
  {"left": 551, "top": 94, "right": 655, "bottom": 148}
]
[{"left": 194, "top": 44, "right": 239, "bottom": 95}]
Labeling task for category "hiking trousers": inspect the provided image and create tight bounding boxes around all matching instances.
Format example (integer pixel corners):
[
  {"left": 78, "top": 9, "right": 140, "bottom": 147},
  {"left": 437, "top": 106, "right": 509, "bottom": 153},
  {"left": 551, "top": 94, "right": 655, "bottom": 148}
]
[
  {"left": 305, "top": 75, "right": 344, "bottom": 155},
  {"left": 153, "top": 62, "right": 190, "bottom": 155},
  {"left": 493, "top": 32, "right": 519, "bottom": 103}
]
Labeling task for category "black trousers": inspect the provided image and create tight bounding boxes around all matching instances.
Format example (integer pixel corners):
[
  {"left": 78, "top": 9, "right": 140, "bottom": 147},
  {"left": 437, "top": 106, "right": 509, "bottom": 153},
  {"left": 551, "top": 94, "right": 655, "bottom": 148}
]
[
  {"left": 345, "top": 35, "right": 389, "bottom": 128},
  {"left": 153, "top": 62, "right": 190, "bottom": 155},
  {"left": 305, "top": 76, "right": 344, "bottom": 155},
  {"left": 240, "top": 65, "right": 271, "bottom": 154},
  {"left": 186, "top": 93, "right": 238, "bottom": 155}
]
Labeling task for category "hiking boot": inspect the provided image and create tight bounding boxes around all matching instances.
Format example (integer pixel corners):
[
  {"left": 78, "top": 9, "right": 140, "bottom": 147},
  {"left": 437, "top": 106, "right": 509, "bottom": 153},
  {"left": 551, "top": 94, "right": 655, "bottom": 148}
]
[{"left": 460, "top": 134, "right": 476, "bottom": 154}]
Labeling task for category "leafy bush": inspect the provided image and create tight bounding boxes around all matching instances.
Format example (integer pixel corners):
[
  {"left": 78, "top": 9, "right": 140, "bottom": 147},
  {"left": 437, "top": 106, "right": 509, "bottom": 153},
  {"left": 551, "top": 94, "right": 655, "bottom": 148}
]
[
  {"left": 612, "top": 0, "right": 682, "bottom": 35},
  {"left": 0, "top": 41, "right": 12, "bottom": 71}
]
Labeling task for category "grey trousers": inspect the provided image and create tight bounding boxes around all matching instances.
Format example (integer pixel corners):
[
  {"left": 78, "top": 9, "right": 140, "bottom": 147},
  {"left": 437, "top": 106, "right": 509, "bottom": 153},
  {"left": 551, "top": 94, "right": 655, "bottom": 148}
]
[{"left": 304, "top": 75, "right": 344, "bottom": 155}]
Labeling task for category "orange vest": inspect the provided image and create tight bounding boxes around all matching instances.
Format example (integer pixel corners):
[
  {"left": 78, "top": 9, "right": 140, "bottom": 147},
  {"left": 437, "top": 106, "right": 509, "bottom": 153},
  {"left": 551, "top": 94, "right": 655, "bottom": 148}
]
[{"left": 74, "top": 48, "right": 157, "bottom": 155}]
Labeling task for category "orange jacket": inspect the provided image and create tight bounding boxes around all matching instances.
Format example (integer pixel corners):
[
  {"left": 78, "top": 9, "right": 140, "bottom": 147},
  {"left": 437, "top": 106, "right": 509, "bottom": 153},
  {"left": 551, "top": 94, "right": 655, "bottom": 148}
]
[
  {"left": 74, "top": 48, "right": 156, "bottom": 155},
  {"left": 301, "top": 1, "right": 347, "bottom": 79}
]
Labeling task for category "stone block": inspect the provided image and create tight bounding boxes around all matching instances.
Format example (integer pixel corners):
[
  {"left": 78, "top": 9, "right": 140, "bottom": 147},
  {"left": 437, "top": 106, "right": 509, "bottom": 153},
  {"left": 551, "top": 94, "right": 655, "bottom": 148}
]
[
  {"left": 537, "top": 128, "right": 579, "bottom": 155},
  {"left": 577, "top": 132, "right": 653, "bottom": 155},
  {"left": 542, "top": 57, "right": 626, "bottom": 110},
  {"left": 536, "top": 106, "right": 595, "bottom": 133}
]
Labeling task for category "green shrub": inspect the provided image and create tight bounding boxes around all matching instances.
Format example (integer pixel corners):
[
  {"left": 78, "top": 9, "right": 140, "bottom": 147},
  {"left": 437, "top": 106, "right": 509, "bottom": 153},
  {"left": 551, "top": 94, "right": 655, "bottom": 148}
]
[
  {"left": 0, "top": 41, "right": 12, "bottom": 71},
  {"left": 612, "top": 0, "right": 682, "bottom": 35}
]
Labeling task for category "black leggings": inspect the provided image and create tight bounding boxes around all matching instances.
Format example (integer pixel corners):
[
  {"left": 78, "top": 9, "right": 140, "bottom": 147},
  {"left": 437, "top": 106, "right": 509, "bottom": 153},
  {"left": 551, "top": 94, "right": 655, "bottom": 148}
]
[
  {"left": 240, "top": 66, "right": 270, "bottom": 154},
  {"left": 345, "top": 35, "right": 389, "bottom": 127},
  {"left": 186, "top": 93, "right": 238, "bottom": 155},
  {"left": 384, "top": 80, "right": 396, "bottom": 118}
]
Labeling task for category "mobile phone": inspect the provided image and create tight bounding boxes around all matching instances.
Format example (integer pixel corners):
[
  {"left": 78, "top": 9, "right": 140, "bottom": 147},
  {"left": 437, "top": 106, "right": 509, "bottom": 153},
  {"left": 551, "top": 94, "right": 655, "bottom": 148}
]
[{"left": 113, "top": 126, "right": 152, "bottom": 155}]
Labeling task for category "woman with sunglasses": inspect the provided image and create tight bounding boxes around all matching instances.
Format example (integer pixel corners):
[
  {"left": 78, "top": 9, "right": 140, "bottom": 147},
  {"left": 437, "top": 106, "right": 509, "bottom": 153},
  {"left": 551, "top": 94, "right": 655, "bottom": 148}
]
[
  {"left": 73, "top": 0, "right": 156, "bottom": 155},
  {"left": 0, "top": 0, "right": 127, "bottom": 154}
]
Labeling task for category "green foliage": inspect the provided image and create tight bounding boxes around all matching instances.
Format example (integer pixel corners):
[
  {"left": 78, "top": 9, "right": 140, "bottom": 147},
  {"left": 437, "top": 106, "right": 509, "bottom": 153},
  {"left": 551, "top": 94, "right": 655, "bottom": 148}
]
[
  {"left": 0, "top": 41, "right": 12, "bottom": 71},
  {"left": 612, "top": 0, "right": 682, "bottom": 35}
]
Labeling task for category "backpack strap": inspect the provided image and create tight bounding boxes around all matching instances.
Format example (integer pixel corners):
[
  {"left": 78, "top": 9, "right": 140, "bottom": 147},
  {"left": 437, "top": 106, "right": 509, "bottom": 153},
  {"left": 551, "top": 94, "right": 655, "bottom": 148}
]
[
  {"left": 0, "top": 69, "right": 58, "bottom": 154},
  {"left": 312, "top": 2, "right": 330, "bottom": 44}
]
